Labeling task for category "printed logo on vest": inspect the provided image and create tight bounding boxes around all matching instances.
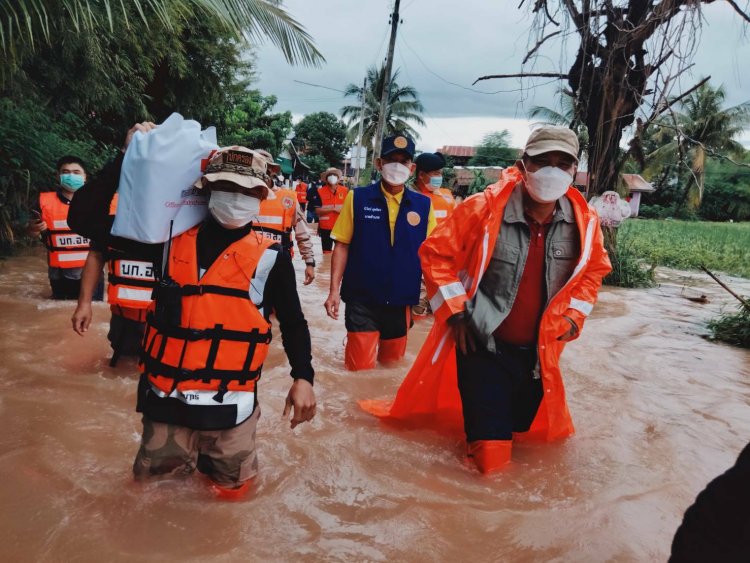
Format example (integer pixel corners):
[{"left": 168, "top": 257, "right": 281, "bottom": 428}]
[
  {"left": 282, "top": 196, "right": 294, "bottom": 209},
  {"left": 406, "top": 211, "right": 421, "bottom": 226}
]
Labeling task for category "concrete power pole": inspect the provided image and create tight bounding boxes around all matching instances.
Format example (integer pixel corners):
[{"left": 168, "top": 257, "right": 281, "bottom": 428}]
[
  {"left": 372, "top": 0, "right": 401, "bottom": 165},
  {"left": 353, "top": 76, "right": 368, "bottom": 187}
]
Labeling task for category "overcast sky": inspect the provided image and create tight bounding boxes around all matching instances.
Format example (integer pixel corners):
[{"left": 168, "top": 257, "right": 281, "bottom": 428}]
[{"left": 255, "top": 0, "right": 750, "bottom": 151}]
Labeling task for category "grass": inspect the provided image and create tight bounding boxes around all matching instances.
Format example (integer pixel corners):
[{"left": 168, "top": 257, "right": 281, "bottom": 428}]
[
  {"left": 620, "top": 219, "right": 750, "bottom": 278},
  {"left": 708, "top": 305, "right": 750, "bottom": 348}
]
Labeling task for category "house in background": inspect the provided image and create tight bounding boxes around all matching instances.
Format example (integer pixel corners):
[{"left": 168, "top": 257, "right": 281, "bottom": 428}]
[
  {"left": 277, "top": 141, "right": 311, "bottom": 181},
  {"left": 436, "top": 146, "right": 476, "bottom": 166},
  {"left": 452, "top": 166, "right": 504, "bottom": 197},
  {"left": 574, "top": 172, "right": 656, "bottom": 217}
]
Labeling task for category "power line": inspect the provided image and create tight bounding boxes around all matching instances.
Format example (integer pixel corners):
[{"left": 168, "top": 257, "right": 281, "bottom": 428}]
[{"left": 292, "top": 80, "right": 346, "bottom": 94}]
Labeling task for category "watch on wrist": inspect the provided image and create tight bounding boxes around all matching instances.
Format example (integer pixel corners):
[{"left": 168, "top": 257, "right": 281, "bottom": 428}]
[{"left": 306, "top": 260, "right": 316, "bottom": 267}]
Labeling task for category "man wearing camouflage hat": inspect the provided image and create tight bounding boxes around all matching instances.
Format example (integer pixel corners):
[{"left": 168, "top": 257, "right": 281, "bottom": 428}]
[{"left": 71, "top": 122, "right": 316, "bottom": 499}]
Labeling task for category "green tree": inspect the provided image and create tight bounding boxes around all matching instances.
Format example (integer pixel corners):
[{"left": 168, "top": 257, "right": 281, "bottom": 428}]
[
  {"left": 341, "top": 64, "right": 425, "bottom": 151},
  {"left": 219, "top": 91, "right": 293, "bottom": 157},
  {"left": 293, "top": 112, "right": 348, "bottom": 166},
  {"left": 644, "top": 82, "right": 750, "bottom": 210},
  {"left": 303, "top": 154, "right": 330, "bottom": 181},
  {"left": 468, "top": 131, "right": 517, "bottom": 167}
]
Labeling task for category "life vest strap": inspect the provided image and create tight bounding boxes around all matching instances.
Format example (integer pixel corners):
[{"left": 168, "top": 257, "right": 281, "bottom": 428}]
[
  {"left": 141, "top": 355, "right": 262, "bottom": 384},
  {"left": 147, "top": 314, "right": 272, "bottom": 345},
  {"left": 107, "top": 273, "right": 157, "bottom": 289},
  {"left": 179, "top": 284, "right": 251, "bottom": 299}
]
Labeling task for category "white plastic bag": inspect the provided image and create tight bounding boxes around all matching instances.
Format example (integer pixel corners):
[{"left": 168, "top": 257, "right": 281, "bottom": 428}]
[{"left": 111, "top": 113, "right": 218, "bottom": 243}]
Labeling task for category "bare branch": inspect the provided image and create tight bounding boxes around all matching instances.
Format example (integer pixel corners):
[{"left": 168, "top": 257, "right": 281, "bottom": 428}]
[
  {"left": 651, "top": 121, "right": 750, "bottom": 169},
  {"left": 523, "top": 30, "right": 563, "bottom": 64},
  {"left": 725, "top": 0, "right": 750, "bottom": 23},
  {"left": 473, "top": 72, "right": 569, "bottom": 85},
  {"left": 645, "top": 76, "right": 711, "bottom": 128}
]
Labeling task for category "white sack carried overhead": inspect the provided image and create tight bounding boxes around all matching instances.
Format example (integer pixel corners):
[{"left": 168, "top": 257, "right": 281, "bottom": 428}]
[{"left": 111, "top": 113, "right": 218, "bottom": 243}]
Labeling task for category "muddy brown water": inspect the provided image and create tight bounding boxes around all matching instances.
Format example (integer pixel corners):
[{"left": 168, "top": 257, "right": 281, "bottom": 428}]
[{"left": 1, "top": 245, "right": 748, "bottom": 562}]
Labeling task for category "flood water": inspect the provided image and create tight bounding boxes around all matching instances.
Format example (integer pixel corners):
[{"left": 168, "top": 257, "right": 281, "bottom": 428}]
[{"left": 1, "top": 243, "right": 748, "bottom": 562}]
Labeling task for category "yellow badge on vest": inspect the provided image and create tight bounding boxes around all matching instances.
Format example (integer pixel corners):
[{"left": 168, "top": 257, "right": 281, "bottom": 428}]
[{"left": 406, "top": 211, "right": 421, "bottom": 226}]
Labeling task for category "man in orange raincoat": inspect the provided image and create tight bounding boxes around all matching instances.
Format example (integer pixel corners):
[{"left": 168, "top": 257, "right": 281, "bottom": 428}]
[{"left": 362, "top": 126, "right": 611, "bottom": 473}]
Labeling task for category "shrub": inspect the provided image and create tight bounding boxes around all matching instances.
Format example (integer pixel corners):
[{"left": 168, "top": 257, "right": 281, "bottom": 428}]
[
  {"left": 603, "top": 231, "right": 657, "bottom": 288},
  {"left": 708, "top": 304, "right": 750, "bottom": 348}
]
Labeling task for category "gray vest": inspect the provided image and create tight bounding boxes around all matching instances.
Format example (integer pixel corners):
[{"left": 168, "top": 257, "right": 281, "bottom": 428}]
[{"left": 465, "top": 184, "right": 580, "bottom": 352}]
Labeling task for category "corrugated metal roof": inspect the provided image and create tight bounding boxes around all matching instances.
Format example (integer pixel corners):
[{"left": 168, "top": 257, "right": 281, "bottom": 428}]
[
  {"left": 437, "top": 146, "right": 476, "bottom": 158},
  {"left": 573, "top": 172, "right": 655, "bottom": 192}
]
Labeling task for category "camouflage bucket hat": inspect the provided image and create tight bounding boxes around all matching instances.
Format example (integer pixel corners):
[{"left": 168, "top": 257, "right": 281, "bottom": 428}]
[{"left": 195, "top": 146, "right": 273, "bottom": 197}]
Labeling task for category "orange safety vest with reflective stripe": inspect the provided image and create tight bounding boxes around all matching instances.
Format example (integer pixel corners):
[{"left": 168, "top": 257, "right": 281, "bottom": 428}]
[
  {"left": 140, "top": 227, "right": 275, "bottom": 425},
  {"left": 419, "top": 185, "right": 456, "bottom": 224},
  {"left": 317, "top": 184, "right": 348, "bottom": 230},
  {"left": 295, "top": 182, "right": 308, "bottom": 204},
  {"left": 361, "top": 167, "right": 612, "bottom": 443},
  {"left": 252, "top": 188, "right": 297, "bottom": 252},
  {"left": 107, "top": 255, "right": 157, "bottom": 322},
  {"left": 39, "top": 191, "right": 90, "bottom": 268}
]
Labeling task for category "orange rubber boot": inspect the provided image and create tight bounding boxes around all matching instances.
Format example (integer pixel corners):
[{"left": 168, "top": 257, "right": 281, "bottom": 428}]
[
  {"left": 344, "top": 331, "right": 379, "bottom": 371},
  {"left": 377, "top": 336, "right": 407, "bottom": 364},
  {"left": 210, "top": 479, "right": 254, "bottom": 501},
  {"left": 467, "top": 440, "right": 512, "bottom": 474}
]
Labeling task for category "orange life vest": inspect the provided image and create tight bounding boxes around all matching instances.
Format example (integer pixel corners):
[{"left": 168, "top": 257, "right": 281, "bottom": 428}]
[
  {"left": 107, "top": 254, "right": 157, "bottom": 322},
  {"left": 252, "top": 188, "right": 297, "bottom": 252},
  {"left": 39, "top": 191, "right": 90, "bottom": 268},
  {"left": 419, "top": 186, "right": 456, "bottom": 224},
  {"left": 140, "top": 227, "right": 276, "bottom": 424},
  {"left": 317, "top": 184, "right": 348, "bottom": 230},
  {"left": 295, "top": 181, "right": 308, "bottom": 204}
]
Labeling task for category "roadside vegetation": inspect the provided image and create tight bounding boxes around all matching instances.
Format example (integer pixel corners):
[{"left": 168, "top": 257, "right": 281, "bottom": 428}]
[{"left": 708, "top": 304, "right": 750, "bottom": 349}]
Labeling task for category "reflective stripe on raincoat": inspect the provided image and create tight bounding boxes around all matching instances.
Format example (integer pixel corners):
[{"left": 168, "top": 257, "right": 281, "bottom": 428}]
[{"left": 361, "top": 166, "right": 612, "bottom": 442}]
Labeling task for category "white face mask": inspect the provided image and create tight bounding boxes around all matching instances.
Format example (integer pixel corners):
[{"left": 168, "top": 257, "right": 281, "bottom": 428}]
[
  {"left": 327, "top": 175, "right": 339, "bottom": 185},
  {"left": 428, "top": 175, "right": 443, "bottom": 190},
  {"left": 523, "top": 165, "right": 573, "bottom": 203},
  {"left": 208, "top": 190, "right": 261, "bottom": 229},
  {"left": 381, "top": 162, "right": 411, "bottom": 186}
]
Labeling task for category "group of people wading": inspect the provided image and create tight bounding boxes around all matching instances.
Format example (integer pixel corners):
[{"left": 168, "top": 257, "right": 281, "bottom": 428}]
[{"left": 31, "top": 122, "right": 612, "bottom": 499}]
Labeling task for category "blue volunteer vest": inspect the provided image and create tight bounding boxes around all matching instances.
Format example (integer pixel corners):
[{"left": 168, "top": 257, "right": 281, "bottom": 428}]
[{"left": 341, "top": 182, "right": 431, "bottom": 306}]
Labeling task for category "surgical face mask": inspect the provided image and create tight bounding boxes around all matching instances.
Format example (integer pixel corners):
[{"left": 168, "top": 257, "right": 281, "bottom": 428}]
[
  {"left": 381, "top": 162, "right": 411, "bottom": 186},
  {"left": 208, "top": 190, "right": 261, "bottom": 229},
  {"left": 428, "top": 175, "right": 443, "bottom": 189},
  {"left": 523, "top": 164, "right": 573, "bottom": 203},
  {"left": 60, "top": 173, "right": 85, "bottom": 191},
  {"left": 327, "top": 175, "right": 338, "bottom": 185}
]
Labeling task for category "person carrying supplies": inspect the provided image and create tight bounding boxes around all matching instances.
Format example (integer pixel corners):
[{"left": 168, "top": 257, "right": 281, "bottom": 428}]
[
  {"left": 361, "top": 126, "right": 611, "bottom": 473},
  {"left": 324, "top": 134, "right": 436, "bottom": 371},
  {"left": 70, "top": 123, "right": 316, "bottom": 499}
]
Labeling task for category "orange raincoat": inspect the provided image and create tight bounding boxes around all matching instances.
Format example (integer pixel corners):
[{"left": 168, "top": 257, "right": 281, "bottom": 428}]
[{"left": 361, "top": 167, "right": 612, "bottom": 442}]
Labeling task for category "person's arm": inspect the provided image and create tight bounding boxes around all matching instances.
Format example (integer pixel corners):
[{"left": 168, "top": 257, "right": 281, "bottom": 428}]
[
  {"left": 292, "top": 201, "right": 316, "bottom": 284},
  {"left": 71, "top": 249, "right": 105, "bottom": 336},
  {"left": 264, "top": 250, "right": 316, "bottom": 429},
  {"left": 324, "top": 241, "right": 349, "bottom": 320},
  {"left": 558, "top": 211, "right": 612, "bottom": 341}
]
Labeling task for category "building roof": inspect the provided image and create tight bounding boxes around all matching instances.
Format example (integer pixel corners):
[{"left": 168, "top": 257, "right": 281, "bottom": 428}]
[
  {"left": 437, "top": 146, "right": 476, "bottom": 158},
  {"left": 453, "top": 166, "right": 503, "bottom": 186},
  {"left": 573, "top": 172, "right": 655, "bottom": 192}
]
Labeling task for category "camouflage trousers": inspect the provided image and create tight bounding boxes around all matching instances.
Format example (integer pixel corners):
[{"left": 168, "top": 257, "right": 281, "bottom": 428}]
[{"left": 132, "top": 408, "right": 260, "bottom": 487}]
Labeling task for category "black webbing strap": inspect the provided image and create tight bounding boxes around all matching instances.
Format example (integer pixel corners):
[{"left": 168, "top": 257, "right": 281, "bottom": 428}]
[
  {"left": 147, "top": 314, "right": 271, "bottom": 345},
  {"left": 179, "top": 284, "right": 250, "bottom": 299},
  {"left": 141, "top": 355, "right": 261, "bottom": 384}
]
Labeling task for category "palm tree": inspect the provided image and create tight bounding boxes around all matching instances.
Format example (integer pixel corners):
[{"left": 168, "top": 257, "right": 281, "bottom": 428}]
[
  {"left": 645, "top": 82, "right": 750, "bottom": 209},
  {"left": 528, "top": 90, "right": 589, "bottom": 162},
  {"left": 1, "top": 0, "right": 323, "bottom": 75},
  {"left": 341, "top": 64, "right": 425, "bottom": 151}
]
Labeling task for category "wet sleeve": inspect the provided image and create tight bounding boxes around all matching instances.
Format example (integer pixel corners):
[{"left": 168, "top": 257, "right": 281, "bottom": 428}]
[
  {"left": 68, "top": 153, "right": 123, "bottom": 241},
  {"left": 293, "top": 202, "right": 315, "bottom": 264},
  {"left": 330, "top": 191, "right": 354, "bottom": 244},
  {"left": 264, "top": 251, "right": 314, "bottom": 384}
]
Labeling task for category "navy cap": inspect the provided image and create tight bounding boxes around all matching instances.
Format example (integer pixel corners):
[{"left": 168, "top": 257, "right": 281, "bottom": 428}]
[
  {"left": 415, "top": 152, "right": 446, "bottom": 173},
  {"left": 381, "top": 134, "right": 416, "bottom": 158}
]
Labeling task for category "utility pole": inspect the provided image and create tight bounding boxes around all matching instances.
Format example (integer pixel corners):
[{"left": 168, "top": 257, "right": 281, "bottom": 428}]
[
  {"left": 353, "top": 76, "right": 367, "bottom": 187},
  {"left": 372, "top": 0, "right": 401, "bottom": 164}
]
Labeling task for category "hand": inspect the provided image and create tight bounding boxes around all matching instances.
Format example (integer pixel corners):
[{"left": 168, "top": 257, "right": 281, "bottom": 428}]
[
  {"left": 556, "top": 315, "right": 579, "bottom": 342},
  {"left": 451, "top": 320, "right": 476, "bottom": 355},
  {"left": 324, "top": 291, "right": 340, "bottom": 320},
  {"left": 282, "top": 379, "right": 316, "bottom": 429},
  {"left": 27, "top": 219, "right": 47, "bottom": 236},
  {"left": 123, "top": 121, "right": 157, "bottom": 151},
  {"left": 303, "top": 265, "right": 315, "bottom": 285},
  {"left": 71, "top": 302, "right": 93, "bottom": 336}
]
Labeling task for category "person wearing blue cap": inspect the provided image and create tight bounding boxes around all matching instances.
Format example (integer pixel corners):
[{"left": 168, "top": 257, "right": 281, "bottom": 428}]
[{"left": 323, "top": 134, "right": 437, "bottom": 371}]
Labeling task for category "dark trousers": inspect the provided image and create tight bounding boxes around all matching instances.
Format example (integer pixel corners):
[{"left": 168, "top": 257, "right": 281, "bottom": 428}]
[
  {"left": 50, "top": 276, "right": 103, "bottom": 301},
  {"left": 107, "top": 312, "right": 146, "bottom": 357},
  {"left": 344, "top": 301, "right": 411, "bottom": 339},
  {"left": 456, "top": 340, "right": 543, "bottom": 442},
  {"left": 320, "top": 228, "right": 334, "bottom": 252}
]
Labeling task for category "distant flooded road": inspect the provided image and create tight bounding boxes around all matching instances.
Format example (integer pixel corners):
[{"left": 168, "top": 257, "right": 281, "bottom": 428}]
[{"left": 1, "top": 245, "right": 748, "bottom": 562}]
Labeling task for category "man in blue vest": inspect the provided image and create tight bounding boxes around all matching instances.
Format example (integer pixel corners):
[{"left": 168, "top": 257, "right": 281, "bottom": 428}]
[{"left": 324, "top": 134, "right": 436, "bottom": 371}]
